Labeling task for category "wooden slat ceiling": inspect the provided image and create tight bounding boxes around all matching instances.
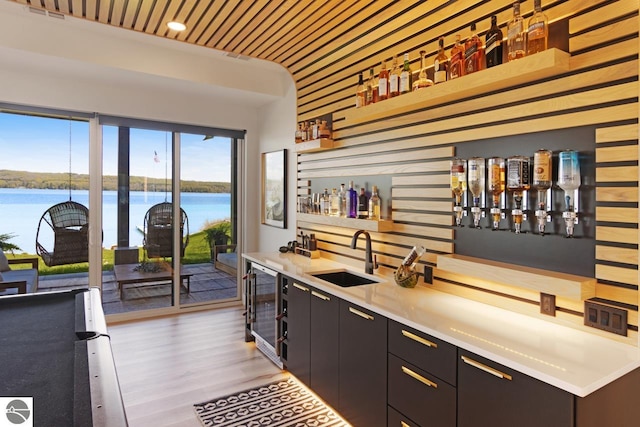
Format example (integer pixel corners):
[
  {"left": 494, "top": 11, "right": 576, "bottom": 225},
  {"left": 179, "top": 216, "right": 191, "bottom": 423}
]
[{"left": 13, "top": 0, "right": 383, "bottom": 79}]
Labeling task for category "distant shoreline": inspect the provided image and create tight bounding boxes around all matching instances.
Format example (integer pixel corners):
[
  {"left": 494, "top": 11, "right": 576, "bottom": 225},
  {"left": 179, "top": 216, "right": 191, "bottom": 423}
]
[{"left": 0, "top": 169, "right": 231, "bottom": 193}]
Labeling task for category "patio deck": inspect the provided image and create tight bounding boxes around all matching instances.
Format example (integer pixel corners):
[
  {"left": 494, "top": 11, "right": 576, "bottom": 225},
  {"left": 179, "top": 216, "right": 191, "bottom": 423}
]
[{"left": 37, "top": 262, "right": 238, "bottom": 315}]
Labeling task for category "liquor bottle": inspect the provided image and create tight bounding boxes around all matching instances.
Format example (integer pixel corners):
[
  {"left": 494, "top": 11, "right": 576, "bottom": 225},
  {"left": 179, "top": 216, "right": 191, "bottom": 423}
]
[
  {"left": 485, "top": 15, "right": 503, "bottom": 68},
  {"left": 378, "top": 60, "right": 389, "bottom": 101},
  {"left": 389, "top": 56, "right": 401, "bottom": 97},
  {"left": 321, "top": 188, "right": 330, "bottom": 215},
  {"left": 450, "top": 158, "right": 467, "bottom": 226},
  {"left": 533, "top": 149, "right": 552, "bottom": 234},
  {"left": 338, "top": 183, "right": 346, "bottom": 217},
  {"left": 402, "top": 245, "right": 426, "bottom": 267},
  {"left": 365, "top": 68, "right": 376, "bottom": 105},
  {"left": 329, "top": 188, "right": 340, "bottom": 216},
  {"left": 487, "top": 157, "right": 505, "bottom": 230},
  {"left": 413, "top": 50, "right": 434, "bottom": 91},
  {"left": 558, "top": 150, "right": 581, "bottom": 237},
  {"left": 312, "top": 119, "right": 320, "bottom": 139},
  {"left": 507, "top": 1, "right": 526, "bottom": 61},
  {"left": 355, "top": 72, "right": 365, "bottom": 108},
  {"left": 434, "top": 36, "right": 449, "bottom": 84},
  {"left": 368, "top": 185, "right": 381, "bottom": 220},
  {"left": 450, "top": 34, "right": 465, "bottom": 80},
  {"left": 399, "top": 53, "right": 412, "bottom": 94},
  {"left": 347, "top": 181, "right": 358, "bottom": 218},
  {"left": 506, "top": 155, "right": 531, "bottom": 234},
  {"left": 358, "top": 187, "right": 369, "bottom": 219},
  {"left": 527, "top": 0, "right": 549, "bottom": 55},
  {"left": 295, "top": 123, "right": 303, "bottom": 143},
  {"left": 319, "top": 120, "right": 331, "bottom": 138},
  {"left": 464, "top": 22, "right": 484, "bottom": 75},
  {"left": 467, "top": 157, "right": 486, "bottom": 228}
]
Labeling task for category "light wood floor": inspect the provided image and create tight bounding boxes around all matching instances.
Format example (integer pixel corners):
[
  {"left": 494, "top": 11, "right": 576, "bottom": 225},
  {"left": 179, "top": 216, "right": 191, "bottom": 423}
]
[{"left": 108, "top": 306, "right": 287, "bottom": 427}]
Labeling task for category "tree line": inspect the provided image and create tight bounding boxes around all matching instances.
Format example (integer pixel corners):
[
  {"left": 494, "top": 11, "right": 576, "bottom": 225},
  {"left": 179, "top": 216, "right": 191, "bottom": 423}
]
[{"left": 0, "top": 170, "right": 231, "bottom": 193}]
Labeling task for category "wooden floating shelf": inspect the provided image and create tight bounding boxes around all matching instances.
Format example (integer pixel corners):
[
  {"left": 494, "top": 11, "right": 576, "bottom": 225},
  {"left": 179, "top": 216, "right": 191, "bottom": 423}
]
[
  {"left": 294, "top": 138, "right": 334, "bottom": 153},
  {"left": 342, "top": 48, "right": 571, "bottom": 127},
  {"left": 297, "top": 212, "right": 393, "bottom": 232},
  {"left": 436, "top": 254, "right": 596, "bottom": 301}
]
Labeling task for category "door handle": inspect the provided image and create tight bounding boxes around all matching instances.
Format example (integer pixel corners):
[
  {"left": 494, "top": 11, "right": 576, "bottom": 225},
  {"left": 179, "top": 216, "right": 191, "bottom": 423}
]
[
  {"left": 348, "top": 306, "right": 374, "bottom": 321},
  {"left": 461, "top": 355, "right": 513, "bottom": 380},
  {"left": 401, "top": 329, "right": 438, "bottom": 348},
  {"left": 293, "top": 283, "right": 309, "bottom": 292},
  {"left": 401, "top": 365, "right": 438, "bottom": 388},
  {"left": 311, "top": 290, "right": 330, "bottom": 301}
]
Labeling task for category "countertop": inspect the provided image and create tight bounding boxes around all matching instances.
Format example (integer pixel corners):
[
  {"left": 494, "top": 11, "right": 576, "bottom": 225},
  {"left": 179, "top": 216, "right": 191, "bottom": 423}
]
[{"left": 243, "top": 252, "right": 640, "bottom": 397}]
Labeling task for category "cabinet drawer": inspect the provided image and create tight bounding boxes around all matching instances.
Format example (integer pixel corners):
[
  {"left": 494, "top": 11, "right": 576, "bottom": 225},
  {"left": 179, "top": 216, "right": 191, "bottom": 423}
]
[
  {"left": 388, "top": 353, "right": 456, "bottom": 427},
  {"left": 388, "top": 320, "right": 457, "bottom": 386},
  {"left": 388, "top": 406, "right": 419, "bottom": 427}
]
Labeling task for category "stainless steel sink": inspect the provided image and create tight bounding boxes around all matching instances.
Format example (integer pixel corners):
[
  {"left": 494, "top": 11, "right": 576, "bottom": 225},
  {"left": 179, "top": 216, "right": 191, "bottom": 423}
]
[{"left": 309, "top": 270, "right": 378, "bottom": 288}]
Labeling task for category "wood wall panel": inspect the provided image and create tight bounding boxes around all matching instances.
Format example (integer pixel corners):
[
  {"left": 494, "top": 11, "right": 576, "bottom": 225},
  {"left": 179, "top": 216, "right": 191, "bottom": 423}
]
[{"left": 295, "top": 0, "right": 639, "bottom": 345}]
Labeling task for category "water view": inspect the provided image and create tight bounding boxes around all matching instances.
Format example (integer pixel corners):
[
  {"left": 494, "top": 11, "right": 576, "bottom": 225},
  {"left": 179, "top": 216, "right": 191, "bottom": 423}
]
[{"left": 0, "top": 188, "right": 231, "bottom": 253}]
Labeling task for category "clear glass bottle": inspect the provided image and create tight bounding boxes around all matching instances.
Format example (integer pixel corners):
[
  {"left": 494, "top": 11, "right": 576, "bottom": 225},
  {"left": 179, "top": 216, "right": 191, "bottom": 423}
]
[
  {"left": 485, "top": 15, "right": 503, "bottom": 68},
  {"left": 389, "top": 55, "right": 401, "bottom": 98},
  {"left": 295, "top": 123, "right": 303, "bottom": 143},
  {"left": 533, "top": 149, "right": 552, "bottom": 234},
  {"left": 358, "top": 187, "right": 369, "bottom": 219},
  {"left": 434, "top": 36, "right": 449, "bottom": 84},
  {"left": 321, "top": 188, "right": 330, "bottom": 215},
  {"left": 450, "top": 34, "right": 465, "bottom": 80},
  {"left": 355, "top": 72, "right": 365, "bottom": 108},
  {"left": 378, "top": 60, "right": 389, "bottom": 101},
  {"left": 527, "top": 0, "right": 549, "bottom": 55},
  {"left": 347, "top": 180, "right": 358, "bottom": 218},
  {"left": 399, "top": 53, "right": 412, "bottom": 94},
  {"left": 558, "top": 150, "right": 581, "bottom": 237},
  {"left": 506, "top": 155, "right": 531, "bottom": 233},
  {"left": 507, "top": 1, "right": 526, "bottom": 62},
  {"left": 329, "top": 188, "right": 340, "bottom": 216},
  {"left": 464, "top": 22, "right": 484, "bottom": 75},
  {"left": 338, "top": 183, "right": 346, "bottom": 217},
  {"left": 467, "top": 157, "right": 486, "bottom": 228},
  {"left": 413, "top": 50, "right": 434, "bottom": 91},
  {"left": 402, "top": 245, "right": 426, "bottom": 267},
  {"left": 487, "top": 157, "right": 505, "bottom": 230},
  {"left": 450, "top": 158, "right": 467, "bottom": 226},
  {"left": 368, "top": 185, "right": 381, "bottom": 220}
]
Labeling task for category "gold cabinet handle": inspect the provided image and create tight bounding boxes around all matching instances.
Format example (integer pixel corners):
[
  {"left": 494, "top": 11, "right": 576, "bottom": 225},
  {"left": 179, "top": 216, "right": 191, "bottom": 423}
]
[
  {"left": 401, "top": 366, "right": 438, "bottom": 388},
  {"left": 401, "top": 329, "right": 438, "bottom": 348},
  {"left": 311, "top": 290, "right": 330, "bottom": 301},
  {"left": 293, "top": 283, "right": 309, "bottom": 292},
  {"left": 401, "top": 422, "right": 411, "bottom": 427},
  {"left": 348, "top": 306, "right": 374, "bottom": 321},
  {"left": 461, "top": 355, "right": 513, "bottom": 381}
]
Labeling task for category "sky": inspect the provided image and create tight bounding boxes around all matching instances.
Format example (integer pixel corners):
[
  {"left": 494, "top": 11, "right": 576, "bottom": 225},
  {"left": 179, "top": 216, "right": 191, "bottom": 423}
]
[{"left": 0, "top": 112, "right": 231, "bottom": 183}]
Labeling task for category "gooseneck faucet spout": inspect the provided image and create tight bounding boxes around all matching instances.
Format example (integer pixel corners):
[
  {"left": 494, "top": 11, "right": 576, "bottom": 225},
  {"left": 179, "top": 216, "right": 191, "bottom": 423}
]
[{"left": 351, "top": 229, "right": 376, "bottom": 274}]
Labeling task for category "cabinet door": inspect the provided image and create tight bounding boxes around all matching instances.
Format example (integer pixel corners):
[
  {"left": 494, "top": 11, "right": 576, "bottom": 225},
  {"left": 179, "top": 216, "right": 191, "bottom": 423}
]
[
  {"left": 458, "top": 349, "right": 574, "bottom": 427},
  {"left": 339, "top": 300, "right": 387, "bottom": 427},
  {"left": 286, "top": 281, "right": 311, "bottom": 385},
  {"left": 309, "top": 288, "right": 339, "bottom": 410}
]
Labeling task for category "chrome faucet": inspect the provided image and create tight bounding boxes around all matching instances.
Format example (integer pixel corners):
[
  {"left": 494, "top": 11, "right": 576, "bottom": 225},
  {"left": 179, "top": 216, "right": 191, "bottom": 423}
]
[{"left": 351, "top": 230, "right": 376, "bottom": 274}]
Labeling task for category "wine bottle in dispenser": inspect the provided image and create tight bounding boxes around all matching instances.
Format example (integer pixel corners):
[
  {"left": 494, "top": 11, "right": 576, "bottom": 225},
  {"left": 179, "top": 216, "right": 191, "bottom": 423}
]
[
  {"left": 506, "top": 155, "right": 531, "bottom": 234},
  {"left": 533, "top": 149, "right": 552, "bottom": 235},
  {"left": 487, "top": 157, "right": 505, "bottom": 230},
  {"left": 450, "top": 158, "right": 467, "bottom": 226},
  {"left": 558, "top": 150, "right": 581, "bottom": 237},
  {"left": 467, "top": 157, "right": 486, "bottom": 228}
]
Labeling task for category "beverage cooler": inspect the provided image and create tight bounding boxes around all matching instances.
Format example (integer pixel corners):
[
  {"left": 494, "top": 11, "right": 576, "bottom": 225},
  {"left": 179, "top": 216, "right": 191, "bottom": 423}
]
[{"left": 245, "top": 261, "right": 283, "bottom": 368}]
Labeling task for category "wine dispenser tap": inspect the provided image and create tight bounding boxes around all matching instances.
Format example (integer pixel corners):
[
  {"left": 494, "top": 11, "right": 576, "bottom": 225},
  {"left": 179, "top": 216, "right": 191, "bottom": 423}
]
[
  {"left": 507, "top": 156, "right": 531, "bottom": 234},
  {"left": 467, "top": 157, "right": 486, "bottom": 228},
  {"left": 450, "top": 158, "right": 467, "bottom": 227},
  {"left": 487, "top": 157, "right": 505, "bottom": 230},
  {"left": 558, "top": 150, "right": 581, "bottom": 237}
]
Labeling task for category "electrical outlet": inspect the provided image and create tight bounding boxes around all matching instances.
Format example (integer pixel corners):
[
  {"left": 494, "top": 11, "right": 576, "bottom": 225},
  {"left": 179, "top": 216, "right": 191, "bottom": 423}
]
[
  {"left": 540, "top": 293, "right": 556, "bottom": 316},
  {"left": 584, "top": 300, "right": 628, "bottom": 336},
  {"left": 423, "top": 265, "right": 433, "bottom": 284}
]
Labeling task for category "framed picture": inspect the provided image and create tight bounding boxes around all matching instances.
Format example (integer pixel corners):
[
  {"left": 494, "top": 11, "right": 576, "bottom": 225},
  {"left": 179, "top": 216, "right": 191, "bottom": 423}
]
[{"left": 262, "top": 149, "right": 287, "bottom": 228}]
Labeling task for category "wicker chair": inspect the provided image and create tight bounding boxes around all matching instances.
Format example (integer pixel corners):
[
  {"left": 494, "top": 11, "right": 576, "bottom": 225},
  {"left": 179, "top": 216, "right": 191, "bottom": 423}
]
[
  {"left": 36, "top": 201, "right": 89, "bottom": 267},
  {"left": 143, "top": 202, "right": 189, "bottom": 258}
]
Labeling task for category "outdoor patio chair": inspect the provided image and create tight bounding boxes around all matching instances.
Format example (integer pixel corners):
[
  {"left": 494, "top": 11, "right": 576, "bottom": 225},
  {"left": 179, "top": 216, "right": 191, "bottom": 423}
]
[
  {"left": 35, "top": 201, "right": 89, "bottom": 267},
  {"left": 143, "top": 202, "right": 189, "bottom": 258}
]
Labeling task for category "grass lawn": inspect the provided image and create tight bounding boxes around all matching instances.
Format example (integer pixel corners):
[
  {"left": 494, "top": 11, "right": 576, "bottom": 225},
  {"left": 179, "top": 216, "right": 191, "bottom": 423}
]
[{"left": 6, "top": 230, "right": 214, "bottom": 275}]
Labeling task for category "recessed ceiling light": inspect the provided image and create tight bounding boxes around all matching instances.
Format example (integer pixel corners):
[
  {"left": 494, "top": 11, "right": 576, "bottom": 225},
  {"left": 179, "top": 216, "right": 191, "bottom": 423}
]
[{"left": 167, "top": 21, "right": 186, "bottom": 31}]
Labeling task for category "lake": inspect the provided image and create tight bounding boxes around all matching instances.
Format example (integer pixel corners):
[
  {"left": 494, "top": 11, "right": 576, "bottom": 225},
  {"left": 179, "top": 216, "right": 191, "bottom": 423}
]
[{"left": 0, "top": 188, "right": 231, "bottom": 253}]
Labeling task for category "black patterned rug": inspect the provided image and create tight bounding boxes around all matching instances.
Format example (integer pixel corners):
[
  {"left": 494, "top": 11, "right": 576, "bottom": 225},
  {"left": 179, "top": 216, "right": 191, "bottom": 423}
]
[{"left": 194, "top": 377, "right": 349, "bottom": 427}]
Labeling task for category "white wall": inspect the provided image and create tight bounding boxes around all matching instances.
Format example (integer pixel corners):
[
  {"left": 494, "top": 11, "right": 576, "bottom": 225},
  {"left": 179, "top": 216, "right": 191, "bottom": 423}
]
[{"left": 0, "top": 1, "right": 296, "bottom": 253}]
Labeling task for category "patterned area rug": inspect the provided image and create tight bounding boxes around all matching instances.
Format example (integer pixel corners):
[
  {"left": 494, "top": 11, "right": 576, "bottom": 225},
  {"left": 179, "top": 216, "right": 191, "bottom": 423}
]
[{"left": 194, "top": 378, "right": 349, "bottom": 427}]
